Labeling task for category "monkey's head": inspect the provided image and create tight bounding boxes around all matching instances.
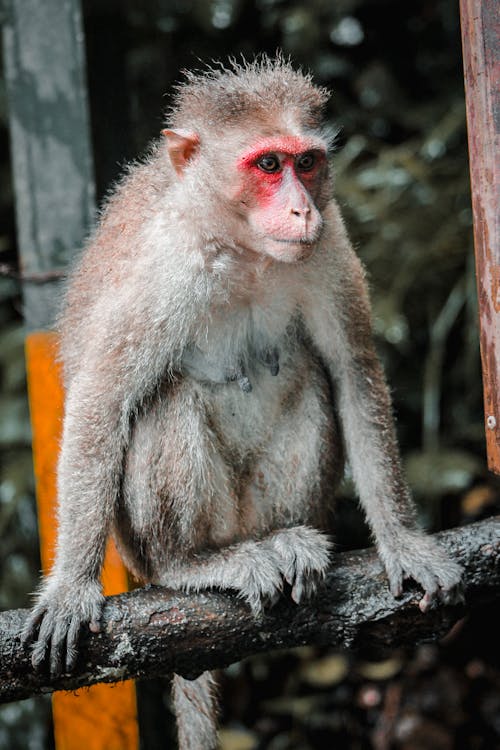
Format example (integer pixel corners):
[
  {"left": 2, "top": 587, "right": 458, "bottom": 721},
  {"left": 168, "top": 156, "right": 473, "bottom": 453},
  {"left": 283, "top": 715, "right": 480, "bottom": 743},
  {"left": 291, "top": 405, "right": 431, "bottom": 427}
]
[{"left": 162, "top": 56, "right": 334, "bottom": 264}]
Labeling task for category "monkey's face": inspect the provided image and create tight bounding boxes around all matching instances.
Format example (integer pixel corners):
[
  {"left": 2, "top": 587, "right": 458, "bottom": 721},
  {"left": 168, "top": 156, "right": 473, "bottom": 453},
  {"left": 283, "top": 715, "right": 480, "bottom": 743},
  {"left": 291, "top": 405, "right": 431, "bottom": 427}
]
[{"left": 232, "top": 135, "right": 329, "bottom": 263}]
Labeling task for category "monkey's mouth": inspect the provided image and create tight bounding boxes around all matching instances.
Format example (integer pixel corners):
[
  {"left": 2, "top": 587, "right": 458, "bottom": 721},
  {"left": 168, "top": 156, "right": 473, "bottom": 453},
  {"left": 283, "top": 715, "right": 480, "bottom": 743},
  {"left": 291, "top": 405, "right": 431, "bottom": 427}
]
[
  {"left": 265, "top": 237, "right": 317, "bottom": 262},
  {"left": 270, "top": 238, "right": 315, "bottom": 245},
  {"left": 267, "top": 221, "right": 324, "bottom": 248}
]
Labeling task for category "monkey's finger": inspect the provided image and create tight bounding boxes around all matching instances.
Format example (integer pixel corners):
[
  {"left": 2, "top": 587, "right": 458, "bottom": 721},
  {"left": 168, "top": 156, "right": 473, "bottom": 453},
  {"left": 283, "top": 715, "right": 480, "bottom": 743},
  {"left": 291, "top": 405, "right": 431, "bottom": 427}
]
[
  {"left": 282, "top": 555, "right": 297, "bottom": 586},
  {"left": 31, "top": 615, "right": 54, "bottom": 669},
  {"left": 420, "top": 569, "right": 464, "bottom": 610},
  {"left": 413, "top": 569, "right": 440, "bottom": 604},
  {"left": 89, "top": 607, "right": 103, "bottom": 633},
  {"left": 49, "top": 621, "right": 68, "bottom": 678},
  {"left": 283, "top": 570, "right": 294, "bottom": 586},
  {"left": 435, "top": 562, "right": 463, "bottom": 596},
  {"left": 31, "top": 640, "right": 49, "bottom": 670},
  {"left": 65, "top": 615, "right": 82, "bottom": 672},
  {"left": 416, "top": 574, "right": 442, "bottom": 612},
  {"left": 89, "top": 595, "right": 104, "bottom": 631},
  {"left": 291, "top": 577, "right": 304, "bottom": 604},
  {"left": 418, "top": 592, "right": 435, "bottom": 613},
  {"left": 303, "top": 573, "right": 319, "bottom": 600},
  {"left": 245, "top": 594, "right": 264, "bottom": 618},
  {"left": 387, "top": 569, "right": 403, "bottom": 598},
  {"left": 21, "top": 606, "right": 46, "bottom": 645}
]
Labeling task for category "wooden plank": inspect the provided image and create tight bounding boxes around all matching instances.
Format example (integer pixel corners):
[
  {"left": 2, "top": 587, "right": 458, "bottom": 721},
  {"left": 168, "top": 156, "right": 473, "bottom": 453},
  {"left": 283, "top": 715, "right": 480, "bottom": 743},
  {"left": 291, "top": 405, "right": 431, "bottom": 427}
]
[
  {"left": 460, "top": 0, "right": 500, "bottom": 474},
  {"left": 2, "top": 0, "right": 140, "bottom": 745},
  {"left": 1, "top": 0, "right": 95, "bottom": 330},
  {"left": 26, "top": 332, "right": 139, "bottom": 750}
]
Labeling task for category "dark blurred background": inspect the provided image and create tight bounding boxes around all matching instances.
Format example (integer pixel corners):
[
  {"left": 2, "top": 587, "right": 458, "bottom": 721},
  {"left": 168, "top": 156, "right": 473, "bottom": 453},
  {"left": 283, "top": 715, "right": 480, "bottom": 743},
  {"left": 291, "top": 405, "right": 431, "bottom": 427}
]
[{"left": 0, "top": 1, "right": 499, "bottom": 748}]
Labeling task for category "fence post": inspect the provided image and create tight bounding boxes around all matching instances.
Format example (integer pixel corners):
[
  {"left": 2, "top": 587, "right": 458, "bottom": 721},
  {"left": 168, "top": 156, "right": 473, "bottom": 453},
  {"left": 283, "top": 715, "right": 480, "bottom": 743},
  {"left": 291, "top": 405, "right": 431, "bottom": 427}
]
[
  {"left": 460, "top": 0, "right": 500, "bottom": 474},
  {"left": 2, "top": 1, "right": 139, "bottom": 747}
]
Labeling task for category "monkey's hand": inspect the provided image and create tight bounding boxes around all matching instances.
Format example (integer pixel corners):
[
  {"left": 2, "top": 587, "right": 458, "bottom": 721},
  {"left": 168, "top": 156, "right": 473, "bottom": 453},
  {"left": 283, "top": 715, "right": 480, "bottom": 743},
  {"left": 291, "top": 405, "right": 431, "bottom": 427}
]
[
  {"left": 22, "top": 576, "right": 105, "bottom": 677},
  {"left": 378, "top": 530, "right": 463, "bottom": 612}
]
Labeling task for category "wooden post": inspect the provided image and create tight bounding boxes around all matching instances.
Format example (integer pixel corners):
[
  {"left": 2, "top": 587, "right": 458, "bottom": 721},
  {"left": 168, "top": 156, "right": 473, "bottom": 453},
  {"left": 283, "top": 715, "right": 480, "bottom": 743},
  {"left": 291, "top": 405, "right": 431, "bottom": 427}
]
[
  {"left": 460, "top": 0, "right": 500, "bottom": 474},
  {"left": 25, "top": 333, "right": 139, "bottom": 750},
  {"left": 2, "top": 1, "right": 139, "bottom": 747}
]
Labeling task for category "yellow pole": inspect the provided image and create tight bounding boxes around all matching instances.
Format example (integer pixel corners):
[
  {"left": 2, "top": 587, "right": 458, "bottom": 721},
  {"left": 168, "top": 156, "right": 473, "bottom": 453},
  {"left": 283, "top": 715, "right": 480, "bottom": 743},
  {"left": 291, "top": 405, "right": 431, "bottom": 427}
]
[{"left": 25, "top": 331, "right": 139, "bottom": 750}]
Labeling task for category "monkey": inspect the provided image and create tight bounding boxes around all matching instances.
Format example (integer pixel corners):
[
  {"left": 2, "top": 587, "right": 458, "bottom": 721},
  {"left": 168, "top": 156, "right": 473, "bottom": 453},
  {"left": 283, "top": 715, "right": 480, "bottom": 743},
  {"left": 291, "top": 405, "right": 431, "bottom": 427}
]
[{"left": 23, "top": 57, "right": 462, "bottom": 750}]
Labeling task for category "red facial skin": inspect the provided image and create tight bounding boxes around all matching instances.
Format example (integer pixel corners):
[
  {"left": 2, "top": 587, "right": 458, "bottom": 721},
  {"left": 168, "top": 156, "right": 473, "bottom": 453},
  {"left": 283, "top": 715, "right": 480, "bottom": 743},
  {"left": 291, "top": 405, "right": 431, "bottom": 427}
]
[{"left": 235, "top": 136, "right": 328, "bottom": 262}]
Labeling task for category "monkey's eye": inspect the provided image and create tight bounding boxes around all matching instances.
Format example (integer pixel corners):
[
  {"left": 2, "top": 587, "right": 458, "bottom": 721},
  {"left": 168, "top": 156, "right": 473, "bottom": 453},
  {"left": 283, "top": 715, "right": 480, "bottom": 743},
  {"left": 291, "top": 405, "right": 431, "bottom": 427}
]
[
  {"left": 257, "top": 154, "right": 281, "bottom": 173},
  {"left": 296, "top": 152, "right": 316, "bottom": 172}
]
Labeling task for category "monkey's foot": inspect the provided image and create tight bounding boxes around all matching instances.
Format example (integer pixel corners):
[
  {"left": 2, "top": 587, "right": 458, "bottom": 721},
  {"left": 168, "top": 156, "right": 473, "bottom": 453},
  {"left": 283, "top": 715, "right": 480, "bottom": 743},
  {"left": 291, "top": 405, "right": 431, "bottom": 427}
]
[
  {"left": 165, "top": 541, "right": 285, "bottom": 617},
  {"left": 264, "top": 526, "right": 332, "bottom": 605},
  {"left": 378, "top": 531, "right": 463, "bottom": 611},
  {"left": 22, "top": 577, "right": 104, "bottom": 677},
  {"left": 163, "top": 527, "right": 331, "bottom": 617}
]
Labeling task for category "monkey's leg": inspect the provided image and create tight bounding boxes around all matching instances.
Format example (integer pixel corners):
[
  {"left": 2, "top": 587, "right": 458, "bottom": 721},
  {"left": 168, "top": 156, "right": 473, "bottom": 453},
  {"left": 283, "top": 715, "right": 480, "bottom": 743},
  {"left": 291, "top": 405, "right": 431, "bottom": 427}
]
[
  {"left": 343, "top": 358, "right": 463, "bottom": 610},
  {"left": 236, "top": 362, "right": 339, "bottom": 606},
  {"left": 157, "top": 525, "right": 331, "bottom": 615},
  {"left": 123, "top": 381, "right": 332, "bottom": 610},
  {"left": 158, "top": 526, "right": 331, "bottom": 616},
  {"left": 311, "top": 310, "right": 462, "bottom": 607},
  {"left": 124, "top": 388, "right": 330, "bottom": 750},
  {"left": 160, "top": 361, "right": 336, "bottom": 613}
]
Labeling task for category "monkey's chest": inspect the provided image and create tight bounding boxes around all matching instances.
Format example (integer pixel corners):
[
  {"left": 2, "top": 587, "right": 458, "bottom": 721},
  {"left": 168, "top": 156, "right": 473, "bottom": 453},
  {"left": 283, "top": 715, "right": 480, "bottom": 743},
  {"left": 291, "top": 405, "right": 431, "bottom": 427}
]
[
  {"left": 180, "top": 341, "right": 279, "bottom": 392},
  {"left": 180, "top": 304, "right": 293, "bottom": 392},
  {"left": 185, "top": 345, "right": 317, "bottom": 464},
  {"left": 185, "top": 336, "right": 336, "bottom": 543}
]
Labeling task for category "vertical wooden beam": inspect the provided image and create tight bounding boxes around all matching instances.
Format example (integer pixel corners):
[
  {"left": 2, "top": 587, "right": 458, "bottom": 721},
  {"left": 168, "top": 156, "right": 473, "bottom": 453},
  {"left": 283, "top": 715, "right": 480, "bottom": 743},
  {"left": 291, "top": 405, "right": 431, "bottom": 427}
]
[
  {"left": 25, "top": 332, "right": 139, "bottom": 750},
  {"left": 2, "top": 1, "right": 139, "bottom": 747},
  {"left": 460, "top": 0, "right": 500, "bottom": 474},
  {"left": 2, "top": 0, "right": 95, "bottom": 331}
]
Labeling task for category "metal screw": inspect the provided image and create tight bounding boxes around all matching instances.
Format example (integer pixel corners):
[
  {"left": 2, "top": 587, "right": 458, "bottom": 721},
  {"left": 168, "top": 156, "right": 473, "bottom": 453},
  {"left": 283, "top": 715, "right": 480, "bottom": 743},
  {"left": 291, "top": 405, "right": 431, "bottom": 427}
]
[{"left": 486, "top": 415, "right": 497, "bottom": 430}]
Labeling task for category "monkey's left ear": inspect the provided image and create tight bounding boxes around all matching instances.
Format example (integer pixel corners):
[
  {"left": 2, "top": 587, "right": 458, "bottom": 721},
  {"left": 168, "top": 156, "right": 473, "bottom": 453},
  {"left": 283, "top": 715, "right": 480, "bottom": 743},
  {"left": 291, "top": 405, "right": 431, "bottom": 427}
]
[{"left": 161, "top": 129, "right": 200, "bottom": 177}]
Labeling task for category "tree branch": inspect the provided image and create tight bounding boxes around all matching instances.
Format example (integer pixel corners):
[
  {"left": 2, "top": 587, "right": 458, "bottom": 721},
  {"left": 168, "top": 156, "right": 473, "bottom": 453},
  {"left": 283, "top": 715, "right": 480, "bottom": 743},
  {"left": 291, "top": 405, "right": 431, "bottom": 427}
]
[{"left": 1, "top": 518, "right": 498, "bottom": 704}]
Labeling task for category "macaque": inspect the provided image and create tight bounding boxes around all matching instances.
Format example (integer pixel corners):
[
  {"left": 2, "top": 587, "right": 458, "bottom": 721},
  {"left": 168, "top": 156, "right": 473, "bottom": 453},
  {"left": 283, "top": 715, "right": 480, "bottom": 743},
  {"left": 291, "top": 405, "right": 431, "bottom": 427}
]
[{"left": 24, "top": 57, "right": 462, "bottom": 749}]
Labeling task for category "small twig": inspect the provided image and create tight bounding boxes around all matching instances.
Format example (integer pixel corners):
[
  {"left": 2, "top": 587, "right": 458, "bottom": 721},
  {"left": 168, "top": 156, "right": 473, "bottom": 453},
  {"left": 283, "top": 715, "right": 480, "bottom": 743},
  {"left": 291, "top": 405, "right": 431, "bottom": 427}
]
[{"left": 0, "top": 263, "right": 67, "bottom": 283}]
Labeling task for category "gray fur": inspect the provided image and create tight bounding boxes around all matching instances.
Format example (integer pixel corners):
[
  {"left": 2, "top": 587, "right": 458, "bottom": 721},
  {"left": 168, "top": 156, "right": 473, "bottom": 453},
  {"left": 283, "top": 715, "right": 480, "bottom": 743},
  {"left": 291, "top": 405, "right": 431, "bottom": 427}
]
[
  {"left": 172, "top": 673, "right": 219, "bottom": 750},
  {"left": 23, "top": 57, "right": 462, "bottom": 749}
]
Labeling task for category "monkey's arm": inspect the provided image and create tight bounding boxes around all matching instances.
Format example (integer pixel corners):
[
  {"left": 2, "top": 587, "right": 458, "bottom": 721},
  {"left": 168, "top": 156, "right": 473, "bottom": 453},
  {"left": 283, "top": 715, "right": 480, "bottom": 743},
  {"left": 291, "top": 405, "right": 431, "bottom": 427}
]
[
  {"left": 306, "top": 212, "right": 462, "bottom": 607},
  {"left": 23, "top": 255, "right": 204, "bottom": 675},
  {"left": 23, "top": 361, "right": 123, "bottom": 674},
  {"left": 23, "top": 339, "right": 157, "bottom": 674}
]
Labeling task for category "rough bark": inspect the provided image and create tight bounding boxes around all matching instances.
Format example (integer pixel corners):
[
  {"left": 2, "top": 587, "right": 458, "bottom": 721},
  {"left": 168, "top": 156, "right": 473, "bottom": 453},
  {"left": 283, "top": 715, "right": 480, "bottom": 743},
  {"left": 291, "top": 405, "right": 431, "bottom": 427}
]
[{"left": 1, "top": 518, "right": 498, "bottom": 704}]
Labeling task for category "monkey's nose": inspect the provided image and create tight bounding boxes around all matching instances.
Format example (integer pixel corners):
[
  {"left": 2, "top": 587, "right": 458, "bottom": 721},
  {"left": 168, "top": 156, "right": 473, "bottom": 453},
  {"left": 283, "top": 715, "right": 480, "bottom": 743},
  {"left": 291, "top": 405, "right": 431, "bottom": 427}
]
[{"left": 290, "top": 205, "right": 311, "bottom": 219}]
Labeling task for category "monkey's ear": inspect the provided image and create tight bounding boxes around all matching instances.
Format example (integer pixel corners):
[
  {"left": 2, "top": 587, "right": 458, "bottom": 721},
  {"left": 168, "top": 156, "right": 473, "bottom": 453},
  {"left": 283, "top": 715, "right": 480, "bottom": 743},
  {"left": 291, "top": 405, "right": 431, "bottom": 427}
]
[{"left": 161, "top": 129, "right": 200, "bottom": 176}]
